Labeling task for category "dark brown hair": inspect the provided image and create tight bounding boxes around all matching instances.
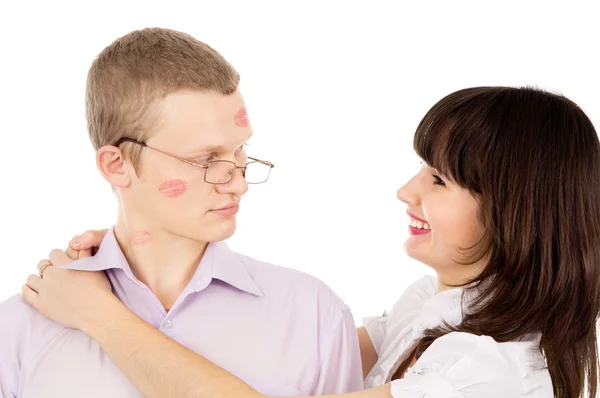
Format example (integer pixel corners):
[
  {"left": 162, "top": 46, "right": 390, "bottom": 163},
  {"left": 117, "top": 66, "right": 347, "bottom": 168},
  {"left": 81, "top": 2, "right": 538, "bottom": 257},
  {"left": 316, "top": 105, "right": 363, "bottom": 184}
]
[
  {"left": 86, "top": 27, "right": 240, "bottom": 168},
  {"left": 413, "top": 86, "right": 599, "bottom": 397}
]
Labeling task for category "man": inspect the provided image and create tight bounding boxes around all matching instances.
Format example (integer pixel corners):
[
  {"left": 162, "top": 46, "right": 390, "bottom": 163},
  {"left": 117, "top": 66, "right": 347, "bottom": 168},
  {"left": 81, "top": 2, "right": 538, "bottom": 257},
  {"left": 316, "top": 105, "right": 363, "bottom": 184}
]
[{"left": 0, "top": 28, "right": 363, "bottom": 397}]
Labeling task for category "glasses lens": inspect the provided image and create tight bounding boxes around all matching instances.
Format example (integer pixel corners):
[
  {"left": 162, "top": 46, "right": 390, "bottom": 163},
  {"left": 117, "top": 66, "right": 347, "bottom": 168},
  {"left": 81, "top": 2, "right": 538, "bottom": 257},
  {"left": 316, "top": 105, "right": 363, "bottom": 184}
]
[
  {"left": 244, "top": 161, "right": 271, "bottom": 184},
  {"left": 205, "top": 161, "right": 235, "bottom": 184},
  {"left": 204, "top": 160, "right": 272, "bottom": 184}
]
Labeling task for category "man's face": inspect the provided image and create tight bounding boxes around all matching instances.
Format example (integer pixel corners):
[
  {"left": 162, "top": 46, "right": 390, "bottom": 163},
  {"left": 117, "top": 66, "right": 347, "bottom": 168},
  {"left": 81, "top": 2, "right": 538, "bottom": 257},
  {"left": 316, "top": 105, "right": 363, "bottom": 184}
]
[{"left": 123, "top": 89, "right": 252, "bottom": 244}]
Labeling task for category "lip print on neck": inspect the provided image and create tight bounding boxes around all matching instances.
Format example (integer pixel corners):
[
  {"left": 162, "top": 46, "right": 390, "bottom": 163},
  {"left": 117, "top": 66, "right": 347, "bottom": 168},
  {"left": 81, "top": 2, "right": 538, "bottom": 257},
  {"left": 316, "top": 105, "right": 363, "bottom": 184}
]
[{"left": 129, "top": 230, "right": 152, "bottom": 246}]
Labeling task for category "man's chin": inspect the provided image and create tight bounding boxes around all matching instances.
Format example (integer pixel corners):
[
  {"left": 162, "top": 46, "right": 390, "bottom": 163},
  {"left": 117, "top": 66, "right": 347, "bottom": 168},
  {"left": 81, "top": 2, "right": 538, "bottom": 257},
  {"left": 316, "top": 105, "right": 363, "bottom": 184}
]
[{"left": 203, "top": 223, "right": 237, "bottom": 243}]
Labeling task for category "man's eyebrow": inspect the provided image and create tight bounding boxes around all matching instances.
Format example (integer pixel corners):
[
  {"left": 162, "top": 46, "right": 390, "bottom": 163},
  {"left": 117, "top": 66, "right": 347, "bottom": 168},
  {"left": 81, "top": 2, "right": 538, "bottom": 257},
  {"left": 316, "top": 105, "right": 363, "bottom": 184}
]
[
  {"left": 186, "top": 144, "right": 225, "bottom": 154},
  {"left": 183, "top": 131, "right": 253, "bottom": 155}
]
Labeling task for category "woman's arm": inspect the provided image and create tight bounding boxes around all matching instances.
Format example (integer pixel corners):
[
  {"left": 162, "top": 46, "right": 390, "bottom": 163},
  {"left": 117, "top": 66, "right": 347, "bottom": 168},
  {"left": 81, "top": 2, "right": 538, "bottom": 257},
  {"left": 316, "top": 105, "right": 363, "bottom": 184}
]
[
  {"left": 26, "top": 248, "right": 260, "bottom": 398},
  {"left": 84, "top": 297, "right": 391, "bottom": 398},
  {"left": 358, "top": 326, "right": 378, "bottom": 379},
  {"left": 23, "top": 241, "right": 392, "bottom": 398},
  {"left": 86, "top": 295, "right": 261, "bottom": 398}
]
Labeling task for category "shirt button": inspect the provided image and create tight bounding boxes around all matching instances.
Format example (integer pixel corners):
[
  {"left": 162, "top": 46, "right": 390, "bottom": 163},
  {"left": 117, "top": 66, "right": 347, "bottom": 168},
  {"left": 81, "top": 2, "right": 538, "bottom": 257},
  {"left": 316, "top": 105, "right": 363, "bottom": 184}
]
[{"left": 163, "top": 319, "right": 172, "bottom": 329}]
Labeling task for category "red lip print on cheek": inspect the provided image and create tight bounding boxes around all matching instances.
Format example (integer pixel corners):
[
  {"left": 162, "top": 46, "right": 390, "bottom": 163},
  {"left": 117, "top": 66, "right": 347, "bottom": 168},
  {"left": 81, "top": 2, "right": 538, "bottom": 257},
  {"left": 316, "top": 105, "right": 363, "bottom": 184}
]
[
  {"left": 129, "top": 230, "right": 151, "bottom": 246},
  {"left": 158, "top": 179, "right": 188, "bottom": 198},
  {"left": 234, "top": 107, "right": 249, "bottom": 127}
]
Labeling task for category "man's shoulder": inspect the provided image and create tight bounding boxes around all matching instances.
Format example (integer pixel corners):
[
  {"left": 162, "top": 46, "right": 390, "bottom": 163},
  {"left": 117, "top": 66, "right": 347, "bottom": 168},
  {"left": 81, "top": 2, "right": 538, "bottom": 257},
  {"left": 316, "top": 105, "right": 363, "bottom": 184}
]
[
  {"left": 236, "top": 252, "right": 321, "bottom": 281},
  {"left": 236, "top": 252, "right": 350, "bottom": 312},
  {"left": 0, "top": 293, "right": 41, "bottom": 321},
  {"left": 0, "top": 293, "right": 64, "bottom": 349},
  {"left": 0, "top": 294, "right": 70, "bottom": 393}
]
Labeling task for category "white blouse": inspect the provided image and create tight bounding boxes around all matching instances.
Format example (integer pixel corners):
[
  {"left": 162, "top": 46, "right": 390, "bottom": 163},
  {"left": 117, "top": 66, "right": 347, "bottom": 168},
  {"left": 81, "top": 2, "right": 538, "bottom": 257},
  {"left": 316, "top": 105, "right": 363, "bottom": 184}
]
[{"left": 363, "top": 276, "right": 553, "bottom": 397}]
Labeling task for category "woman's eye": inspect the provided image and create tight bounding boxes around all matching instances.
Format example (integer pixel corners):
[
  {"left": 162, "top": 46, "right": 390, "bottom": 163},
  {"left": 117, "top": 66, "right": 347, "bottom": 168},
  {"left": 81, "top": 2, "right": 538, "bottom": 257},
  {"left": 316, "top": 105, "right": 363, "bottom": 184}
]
[{"left": 432, "top": 174, "right": 446, "bottom": 186}]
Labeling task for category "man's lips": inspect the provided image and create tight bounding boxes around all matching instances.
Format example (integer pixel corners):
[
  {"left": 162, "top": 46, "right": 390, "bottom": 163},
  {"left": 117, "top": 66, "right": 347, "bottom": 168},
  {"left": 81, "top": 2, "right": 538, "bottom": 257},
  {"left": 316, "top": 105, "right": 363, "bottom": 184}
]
[
  {"left": 211, "top": 203, "right": 240, "bottom": 216},
  {"left": 214, "top": 202, "right": 239, "bottom": 211}
]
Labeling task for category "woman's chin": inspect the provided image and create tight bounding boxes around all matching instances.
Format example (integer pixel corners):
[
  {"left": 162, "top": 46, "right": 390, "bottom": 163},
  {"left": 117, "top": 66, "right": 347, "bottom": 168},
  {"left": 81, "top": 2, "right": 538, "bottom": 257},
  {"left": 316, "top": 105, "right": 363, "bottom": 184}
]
[{"left": 404, "top": 237, "right": 429, "bottom": 261}]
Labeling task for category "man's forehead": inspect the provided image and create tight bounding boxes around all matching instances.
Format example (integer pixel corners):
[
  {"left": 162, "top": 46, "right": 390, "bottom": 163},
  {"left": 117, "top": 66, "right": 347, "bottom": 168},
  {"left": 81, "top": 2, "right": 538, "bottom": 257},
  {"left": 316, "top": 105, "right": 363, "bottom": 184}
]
[
  {"left": 161, "top": 89, "right": 245, "bottom": 113},
  {"left": 149, "top": 125, "right": 253, "bottom": 154},
  {"left": 149, "top": 90, "right": 251, "bottom": 152},
  {"left": 181, "top": 130, "right": 254, "bottom": 155}
]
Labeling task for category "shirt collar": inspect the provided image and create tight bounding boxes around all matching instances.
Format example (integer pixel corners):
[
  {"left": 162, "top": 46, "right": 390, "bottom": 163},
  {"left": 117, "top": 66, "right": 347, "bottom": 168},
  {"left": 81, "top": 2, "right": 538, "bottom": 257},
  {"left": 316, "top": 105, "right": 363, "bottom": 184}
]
[
  {"left": 60, "top": 228, "right": 131, "bottom": 273},
  {"left": 61, "top": 228, "right": 264, "bottom": 297},
  {"left": 197, "top": 240, "right": 264, "bottom": 297},
  {"left": 412, "top": 278, "right": 543, "bottom": 351},
  {"left": 410, "top": 278, "right": 469, "bottom": 339}
]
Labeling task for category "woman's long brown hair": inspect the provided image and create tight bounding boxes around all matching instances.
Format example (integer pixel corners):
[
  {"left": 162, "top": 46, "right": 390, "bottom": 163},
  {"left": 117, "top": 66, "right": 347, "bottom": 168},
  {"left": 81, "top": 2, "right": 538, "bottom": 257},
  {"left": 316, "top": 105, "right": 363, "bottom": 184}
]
[{"left": 412, "top": 86, "right": 599, "bottom": 397}]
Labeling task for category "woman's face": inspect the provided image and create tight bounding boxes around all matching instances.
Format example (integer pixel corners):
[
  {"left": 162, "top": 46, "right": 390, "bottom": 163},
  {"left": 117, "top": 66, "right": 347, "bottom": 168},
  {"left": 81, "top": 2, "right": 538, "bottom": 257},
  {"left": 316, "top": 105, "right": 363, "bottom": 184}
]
[{"left": 396, "top": 161, "right": 486, "bottom": 287}]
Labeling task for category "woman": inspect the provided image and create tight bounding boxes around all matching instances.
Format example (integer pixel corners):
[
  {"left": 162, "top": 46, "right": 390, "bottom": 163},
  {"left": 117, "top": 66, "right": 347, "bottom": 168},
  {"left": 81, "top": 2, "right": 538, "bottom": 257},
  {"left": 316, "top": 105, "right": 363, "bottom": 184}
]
[{"left": 24, "top": 86, "right": 599, "bottom": 397}]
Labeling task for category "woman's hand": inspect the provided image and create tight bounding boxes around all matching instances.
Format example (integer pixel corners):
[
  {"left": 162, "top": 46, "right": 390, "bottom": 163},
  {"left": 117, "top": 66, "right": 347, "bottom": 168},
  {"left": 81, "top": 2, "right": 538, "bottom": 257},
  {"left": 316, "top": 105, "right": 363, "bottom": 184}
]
[
  {"left": 67, "top": 229, "right": 109, "bottom": 258},
  {"left": 21, "top": 229, "right": 116, "bottom": 332}
]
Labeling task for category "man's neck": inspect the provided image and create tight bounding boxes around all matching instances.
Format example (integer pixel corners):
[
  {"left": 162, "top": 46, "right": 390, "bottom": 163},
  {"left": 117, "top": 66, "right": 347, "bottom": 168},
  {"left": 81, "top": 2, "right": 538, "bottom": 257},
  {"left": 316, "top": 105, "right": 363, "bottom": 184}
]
[{"left": 114, "top": 220, "right": 208, "bottom": 311}]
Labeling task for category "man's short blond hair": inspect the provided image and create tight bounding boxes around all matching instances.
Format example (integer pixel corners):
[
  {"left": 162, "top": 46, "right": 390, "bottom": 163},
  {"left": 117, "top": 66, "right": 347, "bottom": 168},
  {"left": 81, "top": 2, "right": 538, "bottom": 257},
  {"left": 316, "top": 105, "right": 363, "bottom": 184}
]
[{"left": 86, "top": 27, "right": 240, "bottom": 167}]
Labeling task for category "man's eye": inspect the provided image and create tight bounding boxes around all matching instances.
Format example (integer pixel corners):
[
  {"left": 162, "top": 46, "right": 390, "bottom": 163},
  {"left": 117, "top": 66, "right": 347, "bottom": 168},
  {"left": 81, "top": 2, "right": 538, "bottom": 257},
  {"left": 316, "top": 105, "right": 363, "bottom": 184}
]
[
  {"left": 235, "top": 144, "right": 247, "bottom": 155},
  {"left": 197, "top": 155, "right": 216, "bottom": 164}
]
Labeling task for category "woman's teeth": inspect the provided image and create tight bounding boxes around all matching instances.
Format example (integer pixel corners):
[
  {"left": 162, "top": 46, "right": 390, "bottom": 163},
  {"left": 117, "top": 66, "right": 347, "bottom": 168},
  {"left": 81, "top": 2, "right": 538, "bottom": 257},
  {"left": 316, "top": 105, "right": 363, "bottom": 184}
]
[{"left": 410, "top": 219, "right": 430, "bottom": 230}]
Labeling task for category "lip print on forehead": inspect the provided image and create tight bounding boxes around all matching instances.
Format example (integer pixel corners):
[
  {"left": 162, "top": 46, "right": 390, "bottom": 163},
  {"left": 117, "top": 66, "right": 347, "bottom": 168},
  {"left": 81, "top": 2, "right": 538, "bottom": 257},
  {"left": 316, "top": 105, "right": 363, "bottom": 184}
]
[
  {"left": 129, "top": 230, "right": 152, "bottom": 246},
  {"left": 234, "top": 107, "right": 249, "bottom": 127},
  {"left": 158, "top": 179, "right": 188, "bottom": 198}
]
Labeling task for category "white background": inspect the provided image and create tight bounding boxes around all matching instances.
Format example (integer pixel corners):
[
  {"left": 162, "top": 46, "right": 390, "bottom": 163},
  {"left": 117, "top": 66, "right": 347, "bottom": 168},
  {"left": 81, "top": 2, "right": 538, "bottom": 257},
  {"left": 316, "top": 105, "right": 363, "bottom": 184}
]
[{"left": 0, "top": 1, "right": 598, "bottom": 325}]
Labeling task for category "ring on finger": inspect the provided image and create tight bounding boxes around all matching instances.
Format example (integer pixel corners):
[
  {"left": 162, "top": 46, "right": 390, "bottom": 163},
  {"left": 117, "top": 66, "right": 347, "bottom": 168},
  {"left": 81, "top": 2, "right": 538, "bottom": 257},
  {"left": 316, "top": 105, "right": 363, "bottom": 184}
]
[{"left": 37, "top": 260, "right": 53, "bottom": 278}]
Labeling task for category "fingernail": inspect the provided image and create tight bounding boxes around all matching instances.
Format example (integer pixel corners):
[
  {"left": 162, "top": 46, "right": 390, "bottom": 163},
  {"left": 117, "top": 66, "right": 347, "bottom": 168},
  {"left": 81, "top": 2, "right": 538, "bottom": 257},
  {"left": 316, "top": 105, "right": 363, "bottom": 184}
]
[{"left": 70, "top": 237, "right": 81, "bottom": 247}]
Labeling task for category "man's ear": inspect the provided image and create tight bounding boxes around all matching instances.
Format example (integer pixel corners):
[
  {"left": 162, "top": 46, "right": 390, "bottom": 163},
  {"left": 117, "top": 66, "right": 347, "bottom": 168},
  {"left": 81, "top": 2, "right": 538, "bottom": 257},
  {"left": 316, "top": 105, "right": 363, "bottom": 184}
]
[{"left": 96, "top": 145, "right": 132, "bottom": 188}]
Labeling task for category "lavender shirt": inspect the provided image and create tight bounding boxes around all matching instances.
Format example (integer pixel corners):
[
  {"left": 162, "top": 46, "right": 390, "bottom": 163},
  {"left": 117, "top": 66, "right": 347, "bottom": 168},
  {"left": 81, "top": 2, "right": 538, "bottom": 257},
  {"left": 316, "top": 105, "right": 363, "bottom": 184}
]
[{"left": 0, "top": 230, "right": 363, "bottom": 397}]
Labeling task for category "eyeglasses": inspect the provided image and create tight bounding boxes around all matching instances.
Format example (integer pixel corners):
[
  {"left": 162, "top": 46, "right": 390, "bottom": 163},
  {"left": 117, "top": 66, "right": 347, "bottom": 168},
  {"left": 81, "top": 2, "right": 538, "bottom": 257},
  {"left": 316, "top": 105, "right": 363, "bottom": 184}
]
[{"left": 114, "top": 138, "right": 274, "bottom": 184}]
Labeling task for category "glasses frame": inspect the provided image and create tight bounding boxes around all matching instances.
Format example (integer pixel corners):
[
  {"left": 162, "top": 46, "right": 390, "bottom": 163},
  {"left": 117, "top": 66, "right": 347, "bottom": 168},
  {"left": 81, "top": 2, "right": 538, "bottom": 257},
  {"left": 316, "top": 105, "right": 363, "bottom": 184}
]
[{"left": 113, "top": 137, "right": 274, "bottom": 185}]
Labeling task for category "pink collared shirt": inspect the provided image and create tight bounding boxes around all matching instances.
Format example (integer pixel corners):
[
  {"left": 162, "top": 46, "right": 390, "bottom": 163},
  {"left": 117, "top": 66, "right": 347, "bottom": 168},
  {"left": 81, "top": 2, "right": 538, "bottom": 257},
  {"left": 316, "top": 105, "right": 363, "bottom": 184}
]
[{"left": 0, "top": 230, "right": 363, "bottom": 397}]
